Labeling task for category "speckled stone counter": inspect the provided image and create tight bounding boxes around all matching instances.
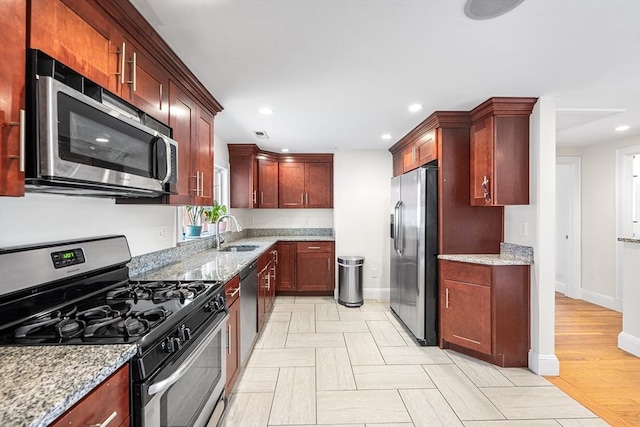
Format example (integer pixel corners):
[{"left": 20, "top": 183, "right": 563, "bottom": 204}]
[
  {"left": 0, "top": 344, "right": 136, "bottom": 427},
  {"left": 132, "top": 235, "right": 334, "bottom": 282},
  {"left": 438, "top": 242, "right": 534, "bottom": 266}
]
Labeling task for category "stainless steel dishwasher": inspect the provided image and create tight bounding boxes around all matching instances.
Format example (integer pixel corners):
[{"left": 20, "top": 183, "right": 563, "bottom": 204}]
[{"left": 239, "top": 261, "right": 258, "bottom": 366}]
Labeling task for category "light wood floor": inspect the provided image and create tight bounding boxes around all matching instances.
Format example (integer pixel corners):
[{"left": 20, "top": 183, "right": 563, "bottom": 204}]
[{"left": 546, "top": 293, "right": 640, "bottom": 427}]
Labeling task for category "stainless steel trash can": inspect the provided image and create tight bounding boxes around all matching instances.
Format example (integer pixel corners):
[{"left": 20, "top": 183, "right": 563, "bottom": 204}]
[{"left": 337, "top": 256, "right": 365, "bottom": 307}]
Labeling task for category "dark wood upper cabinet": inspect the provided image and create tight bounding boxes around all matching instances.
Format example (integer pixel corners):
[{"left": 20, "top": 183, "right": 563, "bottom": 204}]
[
  {"left": 8, "top": 0, "right": 222, "bottom": 202},
  {"left": 469, "top": 97, "right": 537, "bottom": 206},
  {"left": 229, "top": 145, "right": 333, "bottom": 209},
  {"left": 390, "top": 111, "right": 504, "bottom": 255},
  {"left": 279, "top": 157, "right": 333, "bottom": 209},
  {"left": 0, "top": 0, "right": 26, "bottom": 196},
  {"left": 258, "top": 158, "right": 279, "bottom": 208},
  {"left": 390, "top": 124, "right": 438, "bottom": 175}
]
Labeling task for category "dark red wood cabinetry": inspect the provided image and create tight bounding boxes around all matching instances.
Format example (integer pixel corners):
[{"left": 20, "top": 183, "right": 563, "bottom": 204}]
[
  {"left": 51, "top": 364, "right": 130, "bottom": 427},
  {"left": 229, "top": 145, "right": 333, "bottom": 209},
  {"left": 257, "top": 247, "right": 277, "bottom": 333},
  {"left": 295, "top": 242, "right": 334, "bottom": 294},
  {"left": 0, "top": 0, "right": 26, "bottom": 196},
  {"left": 439, "top": 260, "right": 530, "bottom": 367},
  {"left": 225, "top": 275, "right": 241, "bottom": 396},
  {"left": 469, "top": 97, "right": 537, "bottom": 206},
  {"left": 275, "top": 242, "right": 296, "bottom": 292}
]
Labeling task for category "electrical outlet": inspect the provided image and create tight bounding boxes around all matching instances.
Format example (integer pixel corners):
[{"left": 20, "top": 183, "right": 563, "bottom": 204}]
[
  {"left": 371, "top": 267, "right": 378, "bottom": 278},
  {"left": 249, "top": 217, "right": 255, "bottom": 225},
  {"left": 519, "top": 221, "right": 528, "bottom": 237},
  {"left": 157, "top": 225, "right": 167, "bottom": 242}
]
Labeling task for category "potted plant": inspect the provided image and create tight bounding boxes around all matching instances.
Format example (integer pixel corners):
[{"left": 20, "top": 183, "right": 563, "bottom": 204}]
[
  {"left": 205, "top": 201, "right": 228, "bottom": 232},
  {"left": 185, "top": 206, "right": 205, "bottom": 237}
]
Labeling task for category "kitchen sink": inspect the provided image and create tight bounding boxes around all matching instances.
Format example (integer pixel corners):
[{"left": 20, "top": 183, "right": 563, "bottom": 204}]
[{"left": 218, "top": 244, "right": 260, "bottom": 252}]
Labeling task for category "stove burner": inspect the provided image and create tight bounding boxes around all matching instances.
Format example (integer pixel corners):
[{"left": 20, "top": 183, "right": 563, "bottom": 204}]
[
  {"left": 135, "top": 308, "right": 171, "bottom": 327},
  {"left": 117, "top": 317, "right": 148, "bottom": 336},
  {"left": 106, "top": 286, "right": 150, "bottom": 303},
  {"left": 56, "top": 318, "right": 85, "bottom": 338}
]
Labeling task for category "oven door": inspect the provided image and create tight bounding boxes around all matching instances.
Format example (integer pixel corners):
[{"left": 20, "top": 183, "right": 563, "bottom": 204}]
[
  {"left": 36, "top": 75, "right": 177, "bottom": 194},
  {"left": 140, "top": 311, "right": 228, "bottom": 427}
]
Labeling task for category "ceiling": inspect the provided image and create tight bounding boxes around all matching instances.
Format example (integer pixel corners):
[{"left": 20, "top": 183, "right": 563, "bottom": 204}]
[{"left": 129, "top": 0, "right": 640, "bottom": 152}]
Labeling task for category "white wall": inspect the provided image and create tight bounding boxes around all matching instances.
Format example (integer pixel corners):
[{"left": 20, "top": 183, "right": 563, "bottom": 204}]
[
  {"left": 333, "top": 150, "right": 392, "bottom": 299},
  {"left": 504, "top": 97, "right": 559, "bottom": 375},
  {"left": 557, "top": 134, "right": 640, "bottom": 310},
  {"left": 0, "top": 193, "right": 176, "bottom": 256}
]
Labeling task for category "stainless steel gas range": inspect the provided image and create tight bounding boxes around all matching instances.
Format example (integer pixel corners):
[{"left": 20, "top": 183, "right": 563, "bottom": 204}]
[{"left": 0, "top": 235, "right": 228, "bottom": 427}]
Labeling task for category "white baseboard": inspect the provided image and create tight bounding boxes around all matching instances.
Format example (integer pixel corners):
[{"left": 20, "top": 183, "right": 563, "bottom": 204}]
[
  {"left": 555, "top": 281, "right": 567, "bottom": 294},
  {"left": 580, "top": 288, "right": 623, "bottom": 312},
  {"left": 363, "top": 288, "right": 390, "bottom": 300},
  {"left": 528, "top": 349, "right": 560, "bottom": 376},
  {"left": 618, "top": 332, "right": 640, "bottom": 357}
]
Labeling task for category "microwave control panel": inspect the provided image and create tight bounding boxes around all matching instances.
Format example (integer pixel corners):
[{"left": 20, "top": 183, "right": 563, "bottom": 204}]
[{"left": 51, "top": 248, "right": 85, "bottom": 269}]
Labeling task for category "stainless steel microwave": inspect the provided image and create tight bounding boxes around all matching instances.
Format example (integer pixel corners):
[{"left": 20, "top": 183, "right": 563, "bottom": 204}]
[{"left": 26, "top": 50, "right": 178, "bottom": 197}]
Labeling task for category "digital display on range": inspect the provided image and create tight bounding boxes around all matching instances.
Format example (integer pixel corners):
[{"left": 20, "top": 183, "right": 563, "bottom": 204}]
[{"left": 51, "top": 248, "right": 85, "bottom": 269}]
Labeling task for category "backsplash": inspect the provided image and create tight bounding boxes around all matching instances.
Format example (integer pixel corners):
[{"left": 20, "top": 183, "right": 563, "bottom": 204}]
[{"left": 247, "top": 228, "right": 333, "bottom": 237}]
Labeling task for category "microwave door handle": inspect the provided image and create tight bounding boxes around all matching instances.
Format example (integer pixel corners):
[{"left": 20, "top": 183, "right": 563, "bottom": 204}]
[{"left": 160, "top": 136, "right": 172, "bottom": 184}]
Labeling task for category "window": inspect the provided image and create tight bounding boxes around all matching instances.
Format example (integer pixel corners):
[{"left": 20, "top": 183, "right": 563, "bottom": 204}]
[{"left": 214, "top": 164, "right": 229, "bottom": 208}]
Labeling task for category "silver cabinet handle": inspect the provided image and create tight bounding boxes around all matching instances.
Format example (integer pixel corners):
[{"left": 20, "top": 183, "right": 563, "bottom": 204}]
[
  {"left": 227, "top": 324, "right": 231, "bottom": 354},
  {"left": 89, "top": 411, "right": 117, "bottom": 427},
  {"left": 125, "top": 49, "right": 137, "bottom": 91},
  {"left": 227, "top": 287, "right": 240, "bottom": 298},
  {"left": 5, "top": 109, "right": 25, "bottom": 172},
  {"left": 252, "top": 190, "right": 257, "bottom": 205},
  {"left": 327, "top": 257, "right": 330, "bottom": 271},
  {"left": 305, "top": 193, "right": 309, "bottom": 205},
  {"left": 199, "top": 171, "right": 204, "bottom": 196},
  {"left": 482, "top": 175, "right": 490, "bottom": 202},
  {"left": 301, "top": 193, "right": 304, "bottom": 205},
  {"left": 307, "top": 246, "right": 321, "bottom": 249},
  {"left": 445, "top": 288, "right": 449, "bottom": 308},
  {"left": 191, "top": 173, "right": 199, "bottom": 194},
  {"left": 116, "top": 42, "right": 125, "bottom": 85},
  {"left": 261, "top": 191, "right": 264, "bottom": 205}
]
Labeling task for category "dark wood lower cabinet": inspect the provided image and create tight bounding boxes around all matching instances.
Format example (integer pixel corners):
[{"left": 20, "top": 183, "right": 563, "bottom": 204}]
[
  {"left": 296, "top": 242, "right": 334, "bottom": 294},
  {"left": 225, "top": 275, "right": 241, "bottom": 396},
  {"left": 275, "top": 242, "right": 296, "bottom": 292},
  {"left": 439, "top": 259, "right": 530, "bottom": 367},
  {"left": 51, "top": 364, "right": 130, "bottom": 427}
]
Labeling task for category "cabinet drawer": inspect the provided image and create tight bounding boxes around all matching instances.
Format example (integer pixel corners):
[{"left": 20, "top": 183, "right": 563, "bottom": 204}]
[
  {"left": 51, "top": 364, "right": 129, "bottom": 427},
  {"left": 440, "top": 260, "right": 491, "bottom": 287},
  {"left": 224, "top": 275, "right": 241, "bottom": 306},
  {"left": 296, "top": 242, "right": 333, "bottom": 253}
]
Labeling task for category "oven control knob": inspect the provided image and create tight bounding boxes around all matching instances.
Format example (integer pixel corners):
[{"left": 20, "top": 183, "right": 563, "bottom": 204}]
[
  {"left": 179, "top": 325, "right": 192, "bottom": 342},
  {"left": 163, "top": 337, "right": 182, "bottom": 354}
]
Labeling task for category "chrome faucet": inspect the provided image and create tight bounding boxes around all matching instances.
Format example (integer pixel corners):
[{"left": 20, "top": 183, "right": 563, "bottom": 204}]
[{"left": 215, "top": 214, "right": 243, "bottom": 248}]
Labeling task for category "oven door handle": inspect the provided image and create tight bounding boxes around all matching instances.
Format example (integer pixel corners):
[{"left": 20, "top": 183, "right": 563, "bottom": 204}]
[{"left": 148, "top": 311, "right": 229, "bottom": 396}]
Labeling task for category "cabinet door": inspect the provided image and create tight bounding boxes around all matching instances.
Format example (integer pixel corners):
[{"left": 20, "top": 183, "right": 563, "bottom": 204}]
[
  {"left": 442, "top": 279, "right": 491, "bottom": 355},
  {"left": 417, "top": 134, "right": 436, "bottom": 165},
  {"left": 30, "top": 0, "right": 119, "bottom": 92},
  {"left": 470, "top": 116, "right": 495, "bottom": 206},
  {"left": 279, "top": 162, "right": 305, "bottom": 208},
  {"left": 276, "top": 242, "right": 296, "bottom": 292},
  {"left": 194, "top": 106, "right": 214, "bottom": 206},
  {"left": 225, "top": 298, "right": 240, "bottom": 396},
  {"left": 0, "top": 0, "right": 26, "bottom": 196},
  {"left": 403, "top": 144, "right": 419, "bottom": 172},
  {"left": 167, "top": 81, "right": 196, "bottom": 205},
  {"left": 119, "top": 39, "right": 169, "bottom": 123},
  {"left": 305, "top": 162, "right": 333, "bottom": 208},
  {"left": 51, "top": 364, "right": 129, "bottom": 427},
  {"left": 296, "top": 252, "right": 333, "bottom": 291},
  {"left": 258, "top": 159, "right": 278, "bottom": 208}
]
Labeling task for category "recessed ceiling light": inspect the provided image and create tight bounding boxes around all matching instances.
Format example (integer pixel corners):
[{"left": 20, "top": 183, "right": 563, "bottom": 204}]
[
  {"left": 615, "top": 125, "right": 630, "bottom": 132},
  {"left": 259, "top": 108, "right": 273, "bottom": 115},
  {"left": 464, "top": 0, "right": 525, "bottom": 20},
  {"left": 408, "top": 104, "right": 423, "bottom": 112},
  {"left": 381, "top": 134, "right": 393, "bottom": 140},
  {"left": 281, "top": 148, "right": 290, "bottom": 153}
]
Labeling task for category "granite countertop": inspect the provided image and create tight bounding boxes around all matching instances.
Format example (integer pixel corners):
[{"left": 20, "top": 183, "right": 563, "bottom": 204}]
[
  {"left": 0, "top": 344, "right": 137, "bottom": 427},
  {"left": 618, "top": 237, "right": 640, "bottom": 244},
  {"left": 133, "top": 235, "right": 334, "bottom": 282},
  {"left": 438, "top": 242, "right": 534, "bottom": 266}
]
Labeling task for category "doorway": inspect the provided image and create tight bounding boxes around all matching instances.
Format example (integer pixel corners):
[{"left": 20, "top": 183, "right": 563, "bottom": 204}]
[{"left": 555, "top": 157, "right": 581, "bottom": 299}]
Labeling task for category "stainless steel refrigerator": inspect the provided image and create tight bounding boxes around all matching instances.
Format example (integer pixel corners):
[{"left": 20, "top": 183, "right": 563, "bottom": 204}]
[{"left": 390, "top": 165, "right": 438, "bottom": 346}]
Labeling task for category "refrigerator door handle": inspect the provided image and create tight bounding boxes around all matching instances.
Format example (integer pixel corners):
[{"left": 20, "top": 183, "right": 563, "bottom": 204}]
[{"left": 394, "top": 201, "right": 403, "bottom": 255}]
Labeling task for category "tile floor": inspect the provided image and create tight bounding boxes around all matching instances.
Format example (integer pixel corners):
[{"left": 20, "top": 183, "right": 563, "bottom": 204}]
[{"left": 221, "top": 297, "right": 608, "bottom": 427}]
